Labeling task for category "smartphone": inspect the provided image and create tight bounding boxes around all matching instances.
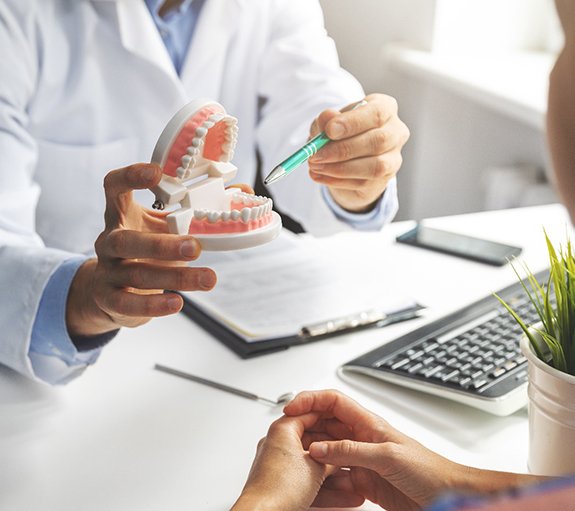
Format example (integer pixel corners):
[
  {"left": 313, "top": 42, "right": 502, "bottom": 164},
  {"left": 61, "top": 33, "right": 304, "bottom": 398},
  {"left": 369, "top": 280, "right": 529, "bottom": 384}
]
[{"left": 396, "top": 224, "right": 522, "bottom": 266}]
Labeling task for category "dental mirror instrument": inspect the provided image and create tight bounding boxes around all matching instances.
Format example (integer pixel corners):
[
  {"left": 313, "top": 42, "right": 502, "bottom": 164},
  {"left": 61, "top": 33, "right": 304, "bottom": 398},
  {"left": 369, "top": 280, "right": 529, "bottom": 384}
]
[{"left": 154, "top": 363, "right": 295, "bottom": 406}]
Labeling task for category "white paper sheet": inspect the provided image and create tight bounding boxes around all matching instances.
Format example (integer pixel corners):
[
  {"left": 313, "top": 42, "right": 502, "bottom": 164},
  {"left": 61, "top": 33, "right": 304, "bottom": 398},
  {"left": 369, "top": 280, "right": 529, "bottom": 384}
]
[{"left": 183, "top": 230, "right": 416, "bottom": 342}]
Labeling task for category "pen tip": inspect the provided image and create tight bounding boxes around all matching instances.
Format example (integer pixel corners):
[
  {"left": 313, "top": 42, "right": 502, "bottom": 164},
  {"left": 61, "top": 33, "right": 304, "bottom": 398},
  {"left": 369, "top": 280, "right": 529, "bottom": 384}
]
[{"left": 264, "top": 165, "right": 283, "bottom": 186}]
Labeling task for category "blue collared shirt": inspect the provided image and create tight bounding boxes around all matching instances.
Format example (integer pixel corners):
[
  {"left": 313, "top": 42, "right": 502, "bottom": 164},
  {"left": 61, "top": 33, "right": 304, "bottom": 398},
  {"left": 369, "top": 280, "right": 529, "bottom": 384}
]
[
  {"left": 144, "top": 0, "right": 206, "bottom": 75},
  {"left": 29, "top": 257, "right": 103, "bottom": 384}
]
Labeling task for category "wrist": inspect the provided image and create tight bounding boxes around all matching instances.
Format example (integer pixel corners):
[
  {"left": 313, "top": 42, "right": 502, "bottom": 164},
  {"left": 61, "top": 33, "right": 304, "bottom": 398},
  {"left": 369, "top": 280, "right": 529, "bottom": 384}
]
[
  {"left": 455, "top": 465, "right": 547, "bottom": 495},
  {"left": 231, "top": 492, "right": 280, "bottom": 511},
  {"left": 328, "top": 187, "right": 383, "bottom": 215},
  {"left": 66, "top": 258, "right": 117, "bottom": 337}
]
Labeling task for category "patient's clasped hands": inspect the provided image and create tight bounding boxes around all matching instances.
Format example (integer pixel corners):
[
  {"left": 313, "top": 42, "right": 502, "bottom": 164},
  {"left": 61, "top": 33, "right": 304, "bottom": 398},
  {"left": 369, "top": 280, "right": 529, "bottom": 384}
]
[{"left": 232, "top": 390, "right": 540, "bottom": 511}]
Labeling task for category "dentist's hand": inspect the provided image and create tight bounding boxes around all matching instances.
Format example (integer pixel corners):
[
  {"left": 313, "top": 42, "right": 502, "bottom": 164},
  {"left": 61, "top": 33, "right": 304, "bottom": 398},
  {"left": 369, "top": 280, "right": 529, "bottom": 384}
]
[
  {"left": 308, "top": 93, "right": 409, "bottom": 214},
  {"left": 284, "top": 390, "right": 542, "bottom": 511},
  {"left": 66, "top": 163, "right": 217, "bottom": 337}
]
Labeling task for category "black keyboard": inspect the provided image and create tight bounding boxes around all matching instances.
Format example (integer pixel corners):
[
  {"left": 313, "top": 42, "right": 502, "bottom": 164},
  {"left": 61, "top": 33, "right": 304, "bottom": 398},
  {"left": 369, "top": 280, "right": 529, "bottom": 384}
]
[{"left": 340, "top": 269, "right": 549, "bottom": 416}]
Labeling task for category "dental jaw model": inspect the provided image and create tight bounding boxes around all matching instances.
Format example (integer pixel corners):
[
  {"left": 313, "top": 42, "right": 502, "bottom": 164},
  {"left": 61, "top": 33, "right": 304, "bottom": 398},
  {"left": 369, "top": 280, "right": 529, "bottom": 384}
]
[{"left": 150, "top": 99, "right": 281, "bottom": 251}]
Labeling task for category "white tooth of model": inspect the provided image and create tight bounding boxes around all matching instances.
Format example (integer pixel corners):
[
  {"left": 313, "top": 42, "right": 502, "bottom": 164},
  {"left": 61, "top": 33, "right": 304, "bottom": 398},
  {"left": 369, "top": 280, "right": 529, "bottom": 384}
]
[{"left": 240, "top": 208, "right": 251, "bottom": 223}]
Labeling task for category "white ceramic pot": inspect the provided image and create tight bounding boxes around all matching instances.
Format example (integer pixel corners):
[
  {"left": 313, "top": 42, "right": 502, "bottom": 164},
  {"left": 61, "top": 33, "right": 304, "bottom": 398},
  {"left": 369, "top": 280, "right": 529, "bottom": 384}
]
[{"left": 521, "top": 331, "right": 575, "bottom": 476}]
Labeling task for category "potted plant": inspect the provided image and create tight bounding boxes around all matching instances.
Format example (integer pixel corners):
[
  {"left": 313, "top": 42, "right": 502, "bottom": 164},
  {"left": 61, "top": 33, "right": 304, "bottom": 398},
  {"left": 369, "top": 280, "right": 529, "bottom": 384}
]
[{"left": 497, "top": 233, "right": 575, "bottom": 476}]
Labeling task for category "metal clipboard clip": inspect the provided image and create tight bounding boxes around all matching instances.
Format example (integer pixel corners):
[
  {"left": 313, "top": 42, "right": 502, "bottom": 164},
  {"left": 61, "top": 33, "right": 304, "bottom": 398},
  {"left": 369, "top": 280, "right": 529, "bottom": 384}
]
[{"left": 298, "top": 303, "right": 425, "bottom": 339}]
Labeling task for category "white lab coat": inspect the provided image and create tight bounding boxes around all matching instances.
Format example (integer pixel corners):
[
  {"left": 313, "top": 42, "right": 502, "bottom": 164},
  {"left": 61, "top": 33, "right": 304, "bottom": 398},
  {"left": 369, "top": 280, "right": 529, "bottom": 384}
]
[{"left": 0, "top": 0, "right": 371, "bottom": 379}]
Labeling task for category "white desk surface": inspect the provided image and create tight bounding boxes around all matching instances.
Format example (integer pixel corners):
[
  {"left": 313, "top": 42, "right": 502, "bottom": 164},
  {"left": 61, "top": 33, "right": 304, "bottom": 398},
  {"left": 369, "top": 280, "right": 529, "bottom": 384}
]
[{"left": 0, "top": 204, "right": 570, "bottom": 511}]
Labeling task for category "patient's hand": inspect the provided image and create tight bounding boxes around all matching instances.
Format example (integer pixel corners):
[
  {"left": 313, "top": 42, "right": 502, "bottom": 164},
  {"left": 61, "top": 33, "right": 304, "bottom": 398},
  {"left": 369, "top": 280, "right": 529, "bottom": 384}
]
[
  {"left": 231, "top": 411, "right": 365, "bottom": 511},
  {"left": 284, "top": 390, "right": 544, "bottom": 511}
]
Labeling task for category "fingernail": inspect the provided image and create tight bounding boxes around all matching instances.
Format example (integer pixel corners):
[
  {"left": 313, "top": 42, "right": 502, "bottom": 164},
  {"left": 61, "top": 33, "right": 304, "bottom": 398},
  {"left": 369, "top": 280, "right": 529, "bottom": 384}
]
[
  {"left": 329, "top": 122, "right": 345, "bottom": 139},
  {"left": 167, "top": 295, "right": 182, "bottom": 310},
  {"left": 309, "top": 443, "right": 328, "bottom": 458},
  {"left": 200, "top": 271, "right": 216, "bottom": 290},
  {"left": 180, "top": 240, "right": 198, "bottom": 259},
  {"left": 142, "top": 166, "right": 157, "bottom": 180}
]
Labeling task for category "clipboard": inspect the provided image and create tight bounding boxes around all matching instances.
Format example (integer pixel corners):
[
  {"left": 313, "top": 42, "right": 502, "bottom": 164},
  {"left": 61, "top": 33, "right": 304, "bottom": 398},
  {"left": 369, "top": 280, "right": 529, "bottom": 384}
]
[
  {"left": 181, "top": 294, "right": 424, "bottom": 358},
  {"left": 177, "top": 229, "right": 424, "bottom": 358}
]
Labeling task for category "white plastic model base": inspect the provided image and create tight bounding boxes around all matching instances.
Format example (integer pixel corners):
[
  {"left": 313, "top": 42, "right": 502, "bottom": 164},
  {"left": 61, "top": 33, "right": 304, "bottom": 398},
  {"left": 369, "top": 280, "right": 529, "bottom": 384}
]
[
  {"left": 150, "top": 98, "right": 281, "bottom": 251},
  {"left": 193, "top": 211, "right": 282, "bottom": 251}
]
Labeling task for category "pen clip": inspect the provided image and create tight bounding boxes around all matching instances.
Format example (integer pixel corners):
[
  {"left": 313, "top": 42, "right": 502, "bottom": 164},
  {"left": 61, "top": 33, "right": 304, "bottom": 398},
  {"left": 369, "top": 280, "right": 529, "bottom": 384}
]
[
  {"left": 298, "top": 304, "right": 425, "bottom": 339},
  {"left": 340, "top": 98, "right": 368, "bottom": 113}
]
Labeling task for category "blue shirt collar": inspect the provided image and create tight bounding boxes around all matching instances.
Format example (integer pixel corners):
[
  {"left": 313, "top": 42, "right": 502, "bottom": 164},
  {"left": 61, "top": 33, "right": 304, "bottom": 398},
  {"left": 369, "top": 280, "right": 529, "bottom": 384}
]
[{"left": 144, "top": 0, "right": 195, "bottom": 18}]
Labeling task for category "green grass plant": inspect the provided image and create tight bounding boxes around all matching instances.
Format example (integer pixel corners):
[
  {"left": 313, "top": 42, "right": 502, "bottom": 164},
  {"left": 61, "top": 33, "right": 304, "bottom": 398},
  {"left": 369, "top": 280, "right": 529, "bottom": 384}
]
[{"left": 496, "top": 232, "right": 575, "bottom": 376}]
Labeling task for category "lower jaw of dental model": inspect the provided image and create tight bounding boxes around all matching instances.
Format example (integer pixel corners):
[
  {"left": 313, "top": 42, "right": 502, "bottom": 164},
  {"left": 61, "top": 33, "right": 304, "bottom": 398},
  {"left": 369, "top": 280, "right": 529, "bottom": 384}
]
[{"left": 188, "top": 192, "right": 274, "bottom": 235}]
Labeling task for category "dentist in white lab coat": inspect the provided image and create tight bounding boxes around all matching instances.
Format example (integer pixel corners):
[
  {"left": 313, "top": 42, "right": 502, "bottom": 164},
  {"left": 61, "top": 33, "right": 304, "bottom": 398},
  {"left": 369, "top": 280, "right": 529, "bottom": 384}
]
[{"left": 0, "top": 0, "right": 408, "bottom": 384}]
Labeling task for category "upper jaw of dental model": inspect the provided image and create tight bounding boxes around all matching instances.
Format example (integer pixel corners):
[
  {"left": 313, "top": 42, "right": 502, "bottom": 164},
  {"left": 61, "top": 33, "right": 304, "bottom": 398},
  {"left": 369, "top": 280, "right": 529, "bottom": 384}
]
[
  {"left": 176, "top": 113, "right": 238, "bottom": 181},
  {"left": 161, "top": 103, "right": 238, "bottom": 182},
  {"left": 188, "top": 192, "right": 275, "bottom": 234}
]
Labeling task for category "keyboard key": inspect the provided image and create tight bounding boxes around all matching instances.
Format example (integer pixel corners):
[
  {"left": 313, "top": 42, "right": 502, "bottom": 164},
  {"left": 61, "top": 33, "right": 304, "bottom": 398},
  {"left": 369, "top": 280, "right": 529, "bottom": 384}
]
[
  {"left": 420, "top": 344, "right": 439, "bottom": 355},
  {"left": 491, "top": 367, "right": 506, "bottom": 378},
  {"left": 422, "top": 365, "right": 445, "bottom": 378},
  {"left": 472, "top": 378, "right": 489, "bottom": 389},
  {"left": 470, "top": 356, "right": 483, "bottom": 366},
  {"left": 406, "top": 348, "right": 424, "bottom": 359},
  {"left": 390, "top": 358, "right": 410, "bottom": 370},
  {"left": 481, "top": 363, "right": 495, "bottom": 373},
  {"left": 470, "top": 369, "right": 484, "bottom": 380},
  {"left": 407, "top": 363, "right": 424, "bottom": 374},
  {"left": 441, "top": 369, "right": 460, "bottom": 382}
]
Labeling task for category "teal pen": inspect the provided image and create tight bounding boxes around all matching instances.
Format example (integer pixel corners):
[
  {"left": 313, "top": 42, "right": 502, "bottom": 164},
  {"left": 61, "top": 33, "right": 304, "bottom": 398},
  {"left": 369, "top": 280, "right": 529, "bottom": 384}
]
[{"left": 264, "top": 99, "right": 367, "bottom": 185}]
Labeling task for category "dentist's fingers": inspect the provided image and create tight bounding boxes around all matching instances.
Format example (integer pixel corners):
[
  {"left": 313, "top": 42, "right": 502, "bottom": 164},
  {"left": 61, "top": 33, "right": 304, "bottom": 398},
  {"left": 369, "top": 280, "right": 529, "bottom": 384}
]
[
  {"left": 310, "top": 125, "right": 401, "bottom": 164},
  {"left": 322, "top": 94, "right": 399, "bottom": 141},
  {"left": 227, "top": 183, "right": 255, "bottom": 195},
  {"left": 103, "top": 163, "right": 162, "bottom": 228},
  {"left": 105, "top": 262, "right": 217, "bottom": 292},
  {"left": 309, "top": 152, "right": 402, "bottom": 189},
  {"left": 95, "top": 288, "right": 185, "bottom": 321},
  {"left": 96, "top": 230, "right": 202, "bottom": 262}
]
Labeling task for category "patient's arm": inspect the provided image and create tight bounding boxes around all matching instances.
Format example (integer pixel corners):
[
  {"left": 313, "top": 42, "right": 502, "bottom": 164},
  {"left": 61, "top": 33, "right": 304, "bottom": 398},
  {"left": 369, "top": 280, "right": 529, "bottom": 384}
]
[{"left": 547, "top": 0, "right": 575, "bottom": 222}]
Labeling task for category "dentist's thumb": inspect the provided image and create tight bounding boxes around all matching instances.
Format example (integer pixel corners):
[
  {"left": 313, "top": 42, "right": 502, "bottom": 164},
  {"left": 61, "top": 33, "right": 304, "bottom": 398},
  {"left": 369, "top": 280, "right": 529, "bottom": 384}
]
[{"left": 309, "top": 440, "right": 383, "bottom": 472}]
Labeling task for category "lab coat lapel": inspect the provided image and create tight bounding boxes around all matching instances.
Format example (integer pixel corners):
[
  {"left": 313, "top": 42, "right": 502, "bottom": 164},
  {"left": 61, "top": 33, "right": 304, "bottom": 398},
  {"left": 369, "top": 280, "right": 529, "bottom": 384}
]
[
  {"left": 105, "top": 0, "right": 185, "bottom": 94},
  {"left": 179, "top": 0, "right": 242, "bottom": 98}
]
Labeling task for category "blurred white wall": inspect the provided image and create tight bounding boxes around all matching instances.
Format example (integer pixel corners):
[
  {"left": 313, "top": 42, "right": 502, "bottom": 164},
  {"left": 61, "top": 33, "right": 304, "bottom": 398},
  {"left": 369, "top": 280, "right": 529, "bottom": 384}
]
[{"left": 319, "top": 0, "right": 435, "bottom": 93}]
